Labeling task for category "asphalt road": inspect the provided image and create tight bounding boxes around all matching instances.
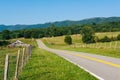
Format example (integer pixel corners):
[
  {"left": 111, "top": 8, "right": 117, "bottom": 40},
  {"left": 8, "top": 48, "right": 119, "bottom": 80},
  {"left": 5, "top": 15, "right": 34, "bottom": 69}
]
[{"left": 36, "top": 39, "right": 120, "bottom": 80}]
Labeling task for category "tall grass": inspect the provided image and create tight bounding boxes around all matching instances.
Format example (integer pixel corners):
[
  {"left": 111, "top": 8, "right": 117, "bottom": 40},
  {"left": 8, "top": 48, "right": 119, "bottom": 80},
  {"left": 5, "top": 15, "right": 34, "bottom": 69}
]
[
  {"left": 0, "top": 38, "right": 36, "bottom": 80},
  {"left": 0, "top": 47, "right": 18, "bottom": 80},
  {"left": 19, "top": 48, "right": 97, "bottom": 80},
  {"left": 42, "top": 32, "right": 120, "bottom": 58}
]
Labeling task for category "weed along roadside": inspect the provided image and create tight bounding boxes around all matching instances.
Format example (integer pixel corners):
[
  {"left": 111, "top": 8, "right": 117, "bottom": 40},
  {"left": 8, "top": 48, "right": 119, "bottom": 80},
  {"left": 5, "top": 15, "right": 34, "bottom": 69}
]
[
  {"left": 37, "top": 39, "right": 120, "bottom": 80},
  {"left": 18, "top": 47, "right": 97, "bottom": 80},
  {"left": 0, "top": 39, "right": 33, "bottom": 80}
]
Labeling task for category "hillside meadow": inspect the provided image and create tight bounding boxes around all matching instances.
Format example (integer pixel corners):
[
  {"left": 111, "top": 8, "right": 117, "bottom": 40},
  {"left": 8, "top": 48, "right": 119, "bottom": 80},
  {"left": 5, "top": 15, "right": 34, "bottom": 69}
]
[{"left": 42, "top": 32, "right": 120, "bottom": 58}]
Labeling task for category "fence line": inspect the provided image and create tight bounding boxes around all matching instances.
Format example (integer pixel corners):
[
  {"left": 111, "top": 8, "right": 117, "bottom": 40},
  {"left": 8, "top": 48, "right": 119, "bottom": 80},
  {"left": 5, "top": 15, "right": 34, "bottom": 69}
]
[
  {"left": 21, "top": 48, "right": 25, "bottom": 71},
  {"left": 71, "top": 41, "right": 119, "bottom": 49},
  {"left": 4, "top": 44, "right": 32, "bottom": 80},
  {"left": 14, "top": 50, "right": 20, "bottom": 80}
]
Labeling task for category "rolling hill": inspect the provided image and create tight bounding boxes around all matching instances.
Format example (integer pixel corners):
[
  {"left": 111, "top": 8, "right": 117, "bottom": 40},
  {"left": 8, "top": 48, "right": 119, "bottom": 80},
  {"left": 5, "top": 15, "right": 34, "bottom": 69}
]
[{"left": 0, "top": 17, "right": 120, "bottom": 32}]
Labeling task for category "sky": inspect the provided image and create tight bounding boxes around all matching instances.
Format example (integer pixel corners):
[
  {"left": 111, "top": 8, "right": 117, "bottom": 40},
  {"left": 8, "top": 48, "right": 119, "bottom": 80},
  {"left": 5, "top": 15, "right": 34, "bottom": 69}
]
[{"left": 0, "top": 0, "right": 120, "bottom": 25}]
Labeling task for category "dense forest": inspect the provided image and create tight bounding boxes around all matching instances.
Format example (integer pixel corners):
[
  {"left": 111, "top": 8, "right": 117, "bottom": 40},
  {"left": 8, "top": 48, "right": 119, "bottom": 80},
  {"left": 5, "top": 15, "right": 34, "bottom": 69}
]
[{"left": 0, "top": 21, "right": 120, "bottom": 40}]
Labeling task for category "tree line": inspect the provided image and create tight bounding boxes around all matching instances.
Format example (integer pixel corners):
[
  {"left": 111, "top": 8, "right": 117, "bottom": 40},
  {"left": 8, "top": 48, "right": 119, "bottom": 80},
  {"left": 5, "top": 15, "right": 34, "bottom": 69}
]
[
  {"left": 0, "top": 21, "right": 120, "bottom": 45},
  {"left": 80, "top": 26, "right": 120, "bottom": 44}
]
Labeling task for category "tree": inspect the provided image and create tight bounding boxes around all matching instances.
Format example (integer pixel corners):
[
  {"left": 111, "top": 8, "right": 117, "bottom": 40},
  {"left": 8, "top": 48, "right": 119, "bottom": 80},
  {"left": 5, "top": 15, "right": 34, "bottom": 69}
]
[
  {"left": 117, "top": 34, "right": 120, "bottom": 40},
  {"left": 2, "top": 30, "right": 10, "bottom": 40},
  {"left": 81, "top": 26, "right": 95, "bottom": 43},
  {"left": 64, "top": 35, "right": 72, "bottom": 45},
  {"left": 0, "top": 40, "right": 9, "bottom": 46},
  {"left": 31, "top": 31, "right": 38, "bottom": 38},
  {"left": 49, "top": 24, "right": 57, "bottom": 37},
  {"left": 67, "top": 30, "right": 72, "bottom": 35},
  {"left": 38, "top": 34, "right": 43, "bottom": 38},
  {"left": 24, "top": 30, "right": 32, "bottom": 38}
]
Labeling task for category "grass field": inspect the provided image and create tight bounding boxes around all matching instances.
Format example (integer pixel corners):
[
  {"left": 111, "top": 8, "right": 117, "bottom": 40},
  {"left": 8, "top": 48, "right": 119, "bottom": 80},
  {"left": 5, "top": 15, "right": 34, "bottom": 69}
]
[
  {"left": 0, "top": 47, "right": 18, "bottom": 80},
  {"left": 42, "top": 32, "right": 120, "bottom": 58},
  {"left": 1, "top": 32, "right": 119, "bottom": 80},
  {"left": 0, "top": 38, "right": 97, "bottom": 80},
  {"left": 0, "top": 38, "right": 36, "bottom": 80},
  {"left": 18, "top": 48, "right": 97, "bottom": 80}
]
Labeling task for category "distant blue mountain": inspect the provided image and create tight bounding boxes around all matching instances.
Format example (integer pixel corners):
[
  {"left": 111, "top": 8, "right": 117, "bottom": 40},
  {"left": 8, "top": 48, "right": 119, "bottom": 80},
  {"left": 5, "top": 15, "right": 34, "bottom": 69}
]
[{"left": 0, "top": 17, "right": 120, "bottom": 32}]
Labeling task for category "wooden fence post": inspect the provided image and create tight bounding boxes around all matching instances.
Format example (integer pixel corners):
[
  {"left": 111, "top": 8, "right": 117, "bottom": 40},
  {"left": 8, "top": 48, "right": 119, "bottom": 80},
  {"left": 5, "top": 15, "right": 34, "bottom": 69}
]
[
  {"left": 29, "top": 45, "right": 32, "bottom": 55},
  {"left": 21, "top": 48, "right": 25, "bottom": 71},
  {"left": 26, "top": 45, "right": 29, "bottom": 62},
  {"left": 104, "top": 42, "right": 106, "bottom": 49},
  {"left": 99, "top": 43, "right": 101, "bottom": 49},
  {"left": 114, "top": 41, "right": 117, "bottom": 49},
  {"left": 96, "top": 43, "right": 98, "bottom": 48},
  {"left": 14, "top": 50, "right": 20, "bottom": 80},
  {"left": 27, "top": 45, "right": 30, "bottom": 60},
  {"left": 4, "top": 54, "right": 9, "bottom": 80},
  {"left": 92, "top": 44, "right": 94, "bottom": 48},
  {"left": 110, "top": 42, "right": 112, "bottom": 48}
]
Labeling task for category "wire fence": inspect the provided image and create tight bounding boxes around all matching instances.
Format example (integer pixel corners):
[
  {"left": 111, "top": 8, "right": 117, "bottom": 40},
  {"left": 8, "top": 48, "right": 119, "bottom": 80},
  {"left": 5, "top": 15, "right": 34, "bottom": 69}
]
[
  {"left": 70, "top": 41, "right": 120, "bottom": 49},
  {"left": 4, "top": 44, "right": 33, "bottom": 80}
]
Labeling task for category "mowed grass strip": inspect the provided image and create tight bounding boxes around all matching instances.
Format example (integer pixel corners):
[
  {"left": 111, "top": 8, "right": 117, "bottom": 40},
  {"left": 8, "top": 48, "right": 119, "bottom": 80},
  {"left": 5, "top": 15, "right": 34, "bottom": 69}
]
[{"left": 18, "top": 48, "right": 97, "bottom": 80}]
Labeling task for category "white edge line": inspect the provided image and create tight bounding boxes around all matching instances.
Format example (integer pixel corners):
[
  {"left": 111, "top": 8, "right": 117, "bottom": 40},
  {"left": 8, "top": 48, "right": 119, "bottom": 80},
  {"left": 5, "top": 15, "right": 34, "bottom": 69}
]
[
  {"left": 61, "top": 56, "right": 104, "bottom": 80},
  {"left": 37, "top": 40, "right": 104, "bottom": 80}
]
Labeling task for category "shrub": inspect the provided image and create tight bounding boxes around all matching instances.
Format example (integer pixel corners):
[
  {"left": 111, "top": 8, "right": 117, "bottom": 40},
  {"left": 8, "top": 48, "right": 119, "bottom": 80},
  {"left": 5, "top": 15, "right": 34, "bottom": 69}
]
[
  {"left": 111, "top": 36, "right": 117, "bottom": 41},
  {"left": 0, "top": 40, "right": 10, "bottom": 46},
  {"left": 117, "top": 34, "right": 120, "bottom": 40},
  {"left": 99, "top": 36, "right": 111, "bottom": 42},
  {"left": 81, "top": 26, "right": 95, "bottom": 44},
  {"left": 2, "top": 30, "right": 11, "bottom": 40},
  {"left": 64, "top": 35, "right": 72, "bottom": 45}
]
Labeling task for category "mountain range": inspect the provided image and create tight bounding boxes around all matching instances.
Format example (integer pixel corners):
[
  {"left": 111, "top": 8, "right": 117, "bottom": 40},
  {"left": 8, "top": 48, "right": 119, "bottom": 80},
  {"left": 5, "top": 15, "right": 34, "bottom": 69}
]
[{"left": 0, "top": 17, "right": 120, "bottom": 32}]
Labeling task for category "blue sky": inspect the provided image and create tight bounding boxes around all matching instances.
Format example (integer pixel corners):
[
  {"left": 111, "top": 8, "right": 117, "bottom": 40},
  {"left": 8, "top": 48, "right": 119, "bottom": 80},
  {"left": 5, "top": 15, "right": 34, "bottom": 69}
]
[{"left": 0, "top": 0, "right": 120, "bottom": 25}]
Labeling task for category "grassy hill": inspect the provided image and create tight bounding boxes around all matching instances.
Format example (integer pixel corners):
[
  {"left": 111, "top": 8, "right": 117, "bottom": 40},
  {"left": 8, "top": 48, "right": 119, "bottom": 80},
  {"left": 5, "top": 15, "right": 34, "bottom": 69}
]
[
  {"left": 1, "top": 17, "right": 120, "bottom": 32},
  {"left": 42, "top": 32, "right": 120, "bottom": 58}
]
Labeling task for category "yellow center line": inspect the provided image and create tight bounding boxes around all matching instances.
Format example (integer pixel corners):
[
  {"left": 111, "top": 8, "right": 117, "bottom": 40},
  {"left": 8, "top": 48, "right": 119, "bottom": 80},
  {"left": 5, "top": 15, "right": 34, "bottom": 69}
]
[{"left": 64, "top": 52, "right": 120, "bottom": 68}]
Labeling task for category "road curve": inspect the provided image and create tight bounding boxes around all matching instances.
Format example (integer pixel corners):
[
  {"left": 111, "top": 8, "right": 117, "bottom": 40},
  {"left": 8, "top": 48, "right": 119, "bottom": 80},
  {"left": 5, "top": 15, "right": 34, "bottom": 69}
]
[{"left": 36, "top": 39, "right": 120, "bottom": 80}]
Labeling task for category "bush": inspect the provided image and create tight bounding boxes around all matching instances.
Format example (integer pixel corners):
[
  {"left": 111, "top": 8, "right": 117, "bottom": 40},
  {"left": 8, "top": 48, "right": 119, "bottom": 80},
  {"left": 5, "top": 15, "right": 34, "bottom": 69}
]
[
  {"left": 2, "top": 30, "right": 11, "bottom": 40},
  {"left": 99, "top": 36, "right": 111, "bottom": 42},
  {"left": 0, "top": 40, "right": 10, "bottom": 46},
  {"left": 117, "top": 34, "right": 120, "bottom": 40},
  {"left": 81, "top": 26, "right": 95, "bottom": 44},
  {"left": 111, "top": 36, "right": 117, "bottom": 41},
  {"left": 64, "top": 35, "right": 72, "bottom": 45}
]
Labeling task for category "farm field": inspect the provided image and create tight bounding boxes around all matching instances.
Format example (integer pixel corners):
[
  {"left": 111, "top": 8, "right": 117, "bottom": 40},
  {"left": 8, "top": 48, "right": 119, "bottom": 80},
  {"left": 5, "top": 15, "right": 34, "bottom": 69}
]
[{"left": 42, "top": 32, "right": 120, "bottom": 58}]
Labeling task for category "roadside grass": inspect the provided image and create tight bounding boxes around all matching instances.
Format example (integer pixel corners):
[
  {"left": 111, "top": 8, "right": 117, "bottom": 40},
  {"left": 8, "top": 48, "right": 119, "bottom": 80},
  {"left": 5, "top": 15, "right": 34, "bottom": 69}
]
[
  {"left": 41, "top": 32, "right": 120, "bottom": 58},
  {"left": 18, "top": 48, "right": 97, "bottom": 80},
  {"left": 64, "top": 47, "right": 120, "bottom": 58},
  {"left": 1, "top": 38, "right": 96, "bottom": 80},
  {"left": 0, "top": 47, "right": 18, "bottom": 80},
  {"left": 0, "top": 38, "right": 36, "bottom": 80}
]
